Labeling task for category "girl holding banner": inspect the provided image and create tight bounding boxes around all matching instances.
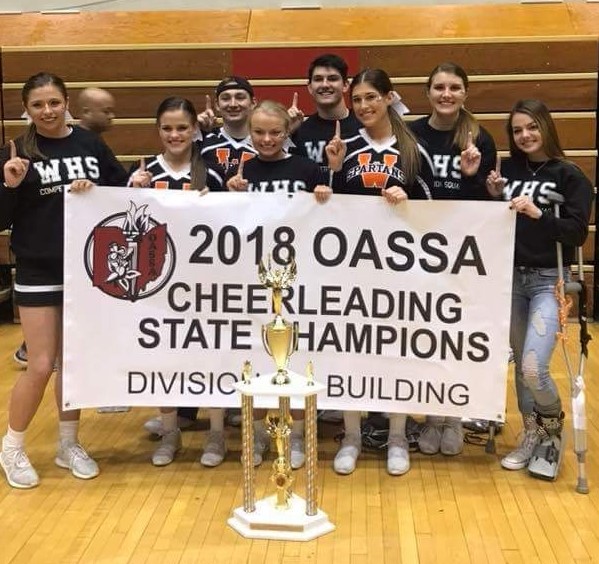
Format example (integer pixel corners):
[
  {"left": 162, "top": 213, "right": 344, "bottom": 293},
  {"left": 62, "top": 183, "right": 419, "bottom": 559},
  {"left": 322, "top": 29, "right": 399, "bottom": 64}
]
[
  {"left": 325, "top": 68, "right": 434, "bottom": 476},
  {"left": 228, "top": 100, "right": 332, "bottom": 469},
  {"left": 410, "top": 62, "right": 497, "bottom": 456},
  {"left": 486, "top": 99, "right": 592, "bottom": 479},
  {"left": 0, "top": 72, "right": 127, "bottom": 489},
  {"left": 129, "top": 96, "right": 227, "bottom": 467}
]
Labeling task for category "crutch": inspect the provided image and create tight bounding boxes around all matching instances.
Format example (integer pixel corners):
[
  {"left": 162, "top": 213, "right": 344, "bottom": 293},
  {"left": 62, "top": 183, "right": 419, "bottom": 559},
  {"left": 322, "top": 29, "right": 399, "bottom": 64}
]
[{"left": 547, "top": 190, "right": 590, "bottom": 494}]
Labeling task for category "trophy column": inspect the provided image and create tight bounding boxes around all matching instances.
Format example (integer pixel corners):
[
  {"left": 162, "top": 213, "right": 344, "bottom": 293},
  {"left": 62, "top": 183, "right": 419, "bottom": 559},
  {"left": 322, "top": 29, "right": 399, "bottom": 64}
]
[
  {"left": 304, "top": 390, "right": 318, "bottom": 516},
  {"left": 240, "top": 372, "right": 255, "bottom": 513}
]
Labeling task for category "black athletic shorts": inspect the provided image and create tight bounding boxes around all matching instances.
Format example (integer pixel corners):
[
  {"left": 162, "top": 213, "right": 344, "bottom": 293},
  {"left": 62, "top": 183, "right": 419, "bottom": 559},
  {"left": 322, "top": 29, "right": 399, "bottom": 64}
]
[{"left": 14, "top": 257, "right": 63, "bottom": 306}]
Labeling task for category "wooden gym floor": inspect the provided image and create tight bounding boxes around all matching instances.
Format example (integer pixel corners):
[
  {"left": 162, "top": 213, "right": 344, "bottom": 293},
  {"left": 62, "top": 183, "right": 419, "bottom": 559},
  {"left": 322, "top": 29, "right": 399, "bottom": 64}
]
[{"left": 0, "top": 317, "right": 598, "bottom": 563}]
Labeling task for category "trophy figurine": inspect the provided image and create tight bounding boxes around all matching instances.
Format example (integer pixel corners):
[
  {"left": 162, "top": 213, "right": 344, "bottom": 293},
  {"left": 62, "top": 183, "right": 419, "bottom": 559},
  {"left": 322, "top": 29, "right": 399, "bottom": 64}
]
[
  {"left": 259, "top": 255, "right": 299, "bottom": 385},
  {"left": 265, "top": 410, "right": 294, "bottom": 509}
]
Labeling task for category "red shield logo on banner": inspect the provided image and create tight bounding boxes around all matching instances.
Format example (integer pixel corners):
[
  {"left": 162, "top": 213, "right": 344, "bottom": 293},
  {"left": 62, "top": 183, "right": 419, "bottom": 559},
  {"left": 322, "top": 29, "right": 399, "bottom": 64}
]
[{"left": 84, "top": 204, "right": 175, "bottom": 302}]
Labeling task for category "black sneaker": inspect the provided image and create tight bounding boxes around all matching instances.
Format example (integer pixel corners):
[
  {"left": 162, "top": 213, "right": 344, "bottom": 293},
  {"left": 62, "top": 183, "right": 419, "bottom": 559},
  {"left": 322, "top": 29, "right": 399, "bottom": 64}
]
[{"left": 13, "top": 343, "right": 27, "bottom": 368}]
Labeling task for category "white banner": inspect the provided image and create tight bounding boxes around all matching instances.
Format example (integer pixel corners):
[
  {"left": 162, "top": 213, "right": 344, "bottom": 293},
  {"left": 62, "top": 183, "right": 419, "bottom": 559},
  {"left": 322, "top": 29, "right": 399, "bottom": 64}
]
[{"left": 64, "top": 188, "right": 514, "bottom": 420}]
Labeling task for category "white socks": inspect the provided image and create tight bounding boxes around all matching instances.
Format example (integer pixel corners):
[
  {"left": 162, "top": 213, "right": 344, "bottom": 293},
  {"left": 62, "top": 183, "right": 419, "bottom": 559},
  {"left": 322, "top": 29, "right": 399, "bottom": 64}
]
[
  {"left": 343, "top": 410, "right": 361, "bottom": 438},
  {"left": 160, "top": 410, "right": 178, "bottom": 434},
  {"left": 3, "top": 426, "right": 26, "bottom": 450},
  {"left": 209, "top": 408, "right": 225, "bottom": 433},
  {"left": 389, "top": 413, "right": 406, "bottom": 437},
  {"left": 58, "top": 420, "right": 78, "bottom": 446}
]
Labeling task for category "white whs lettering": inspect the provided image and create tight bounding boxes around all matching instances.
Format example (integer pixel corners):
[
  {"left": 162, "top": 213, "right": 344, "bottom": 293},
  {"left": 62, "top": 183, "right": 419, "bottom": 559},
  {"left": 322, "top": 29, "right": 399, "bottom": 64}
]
[
  {"left": 248, "top": 179, "right": 308, "bottom": 195},
  {"left": 33, "top": 160, "right": 61, "bottom": 184},
  {"left": 33, "top": 156, "right": 101, "bottom": 186},
  {"left": 432, "top": 154, "right": 461, "bottom": 180},
  {"left": 84, "top": 156, "right": 100, "bottom": 179},
  {"left": 504, "top": 180, "right": 558, "bottom": 204}
]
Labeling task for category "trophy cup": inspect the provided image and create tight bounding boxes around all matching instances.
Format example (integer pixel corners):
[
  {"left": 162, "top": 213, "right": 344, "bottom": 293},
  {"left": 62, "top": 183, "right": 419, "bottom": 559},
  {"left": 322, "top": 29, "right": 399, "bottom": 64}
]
[{"left": 228, "top": 256, "right": 335, "bottom": 541}]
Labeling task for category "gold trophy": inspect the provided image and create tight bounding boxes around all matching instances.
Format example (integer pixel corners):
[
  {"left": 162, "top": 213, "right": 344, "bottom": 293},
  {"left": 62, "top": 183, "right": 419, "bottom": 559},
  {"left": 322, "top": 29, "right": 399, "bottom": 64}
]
[
  {"left": 228, "top": 254, "right": 334, "bottom": 540},
  {"left": 259, "top": 255, "right": 299, "bottom": 385}
]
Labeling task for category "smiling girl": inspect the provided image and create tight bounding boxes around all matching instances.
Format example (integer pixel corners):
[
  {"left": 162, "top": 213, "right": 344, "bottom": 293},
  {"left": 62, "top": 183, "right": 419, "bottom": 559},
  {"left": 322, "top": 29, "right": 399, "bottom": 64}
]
[
  {"left": 227, "top": 100, "right": 331, "bottom": 202},
  {"left": 410, "top": 62, "right": 496, "bottom": 200},
  {"left": 486, "top": 99, "right": 592, "bottom": 479},
  {"left": 227, "top": 100, "right": 331, "bottom": 470},
  {"left": 410, "top": 63, "right": 497, "bottom": 456},
  {"left": 130, "top": 96, "right": 222, "bottom": 193},
  {"left": 0, "top": 72, "right": 127, "bottom": 488},
  {"left": 129, "top": 96, "right": 228, "bottom": 468},
  {"left": 325, "top": 68, "right": 434, "bottom": 477}
]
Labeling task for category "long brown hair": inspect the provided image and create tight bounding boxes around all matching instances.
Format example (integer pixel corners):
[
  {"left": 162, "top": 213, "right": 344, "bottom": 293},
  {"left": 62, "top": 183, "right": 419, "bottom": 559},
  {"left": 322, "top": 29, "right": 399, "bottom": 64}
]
[
  {"left": 21, "top": 72, "right": 68, "bottom": 160},
  {"left": 507, "top": 99, "right": 566, "bottom": 162},
  {"left": 350, "top": 68, "right": 421, "bottom": 185},
  {"left": 426, "top": 62, "right": 479, "bottom": 150},
  {"left": 156, "top": 96, "right": 206, "bottom": 191}
]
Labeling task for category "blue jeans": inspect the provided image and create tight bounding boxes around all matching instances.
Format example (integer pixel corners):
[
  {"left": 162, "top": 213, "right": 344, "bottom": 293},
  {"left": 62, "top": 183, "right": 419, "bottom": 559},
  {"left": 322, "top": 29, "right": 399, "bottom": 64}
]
[{"left": 510, "top": 267, "right": 563, "bottom": 417}]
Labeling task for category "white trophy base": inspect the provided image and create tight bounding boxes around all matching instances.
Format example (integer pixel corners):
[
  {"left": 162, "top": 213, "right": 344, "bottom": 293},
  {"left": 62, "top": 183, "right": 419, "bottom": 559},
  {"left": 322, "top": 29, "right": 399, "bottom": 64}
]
[{"left": 228, "top": 493, "right": 335, "bottom": 541}]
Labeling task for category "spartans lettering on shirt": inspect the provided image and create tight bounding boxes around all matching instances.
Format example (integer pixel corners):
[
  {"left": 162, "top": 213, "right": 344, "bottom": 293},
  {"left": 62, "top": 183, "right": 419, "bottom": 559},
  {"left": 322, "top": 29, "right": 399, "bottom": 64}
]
[
  {"left": 347, "top": 154, "right": 405, "bottom": 188},
  {"left": 33, "top": 156, "right": 100, "bottom": 194},
  {"left": 432, "top": 154, "right": 461, "bottom": 191},
  {"left": 503, "top": 179, "right": 559, "bottom": 207}
]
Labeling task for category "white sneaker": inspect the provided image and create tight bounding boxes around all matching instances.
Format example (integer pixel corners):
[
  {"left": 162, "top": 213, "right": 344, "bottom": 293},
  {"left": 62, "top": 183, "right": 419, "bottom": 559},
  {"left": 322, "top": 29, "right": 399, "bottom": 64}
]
[
  {"left": 440, "top": 419, "right": 464, "bottom": 456},
  {"left": 290, "top": 434, "right": 305, "bottom": 469},
  {"left": 55, "top": 442, "right": 100, "bottom": 480},
  {"left": 334, "top": 434, "right": 361, "bottom": 475},
  {"left": 501, "top": 429, "right": 540, "bottom": 470},
  {"left": 387, "top": 435, "right": 410, "bottom": 475},
  {"left": 0, "top": 446, "right": 39, "bottom": 489},
  {"left": 253, "top": 430, "right": 270, "bottom": 467},
  {"left": 200, "top": 431, "right": 227, "bottom": 467},
  {"left": 13, "top": 343, "right": 28, "bottom": 368},
  {"left": 144, "top": 416, "right": 194, "bottom": 436},
  {"left": 152, "top": 429, "right": 182, "bottom": 466},
  {"left": 418, "top": 424, "right": 443, "bottom": 454}
]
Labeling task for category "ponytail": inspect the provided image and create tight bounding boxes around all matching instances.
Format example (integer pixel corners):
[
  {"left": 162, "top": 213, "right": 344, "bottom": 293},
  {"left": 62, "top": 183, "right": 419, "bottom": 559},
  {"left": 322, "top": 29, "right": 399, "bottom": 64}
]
[
  {"left": 388, "top": 107, "right": 420, "bottom": 186},
  {"left": 452, "top": 107, "right": 480, "bottom": 151},
  {"left": 21, "top": 124, "right": 46, "bottom": 160},
  {"left": 190, "top": 142, "right": 207, "bottom": 191}
]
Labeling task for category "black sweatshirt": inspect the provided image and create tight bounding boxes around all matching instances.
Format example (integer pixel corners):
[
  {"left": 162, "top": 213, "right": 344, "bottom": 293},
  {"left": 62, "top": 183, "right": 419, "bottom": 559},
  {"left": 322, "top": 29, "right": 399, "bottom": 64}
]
[
  {"left": 228, "top": 153, "right": 326, "bottom": 195},
  {"left": 500, "top": 156, "right": 593, "bottom": 267},
  {"left": 0, "top": 126, "right": 128, "bottom": 262},
  {"left": 409, "top": 117, "right": 497, "bottom": 200}
]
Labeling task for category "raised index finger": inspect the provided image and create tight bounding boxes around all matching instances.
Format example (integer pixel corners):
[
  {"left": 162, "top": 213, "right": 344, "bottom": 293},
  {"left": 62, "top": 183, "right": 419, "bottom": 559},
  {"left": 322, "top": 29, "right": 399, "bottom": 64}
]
[
  {"left": 139, "top": 157, "right": 146, "bottom": 172},
  {"left": 205, "top": 95, "right": 212, "bottom": 111},
  {"left": 467, "top": 131, "right": 474, "bottom": 148},
  {"left": 334, "top": 119, "right": 340, "bottom": 139},
  {"left": 237, "top": 157, "right": 245, "bottom": 179},
  {"left": 495, "top": 154, "right": 501, "bottom": 174},
  {"left": 292, "top": 92, "right": 299, "bottom": 109},
  {"left": 9, "top": 139, "right": 16, "bottom": 160}
]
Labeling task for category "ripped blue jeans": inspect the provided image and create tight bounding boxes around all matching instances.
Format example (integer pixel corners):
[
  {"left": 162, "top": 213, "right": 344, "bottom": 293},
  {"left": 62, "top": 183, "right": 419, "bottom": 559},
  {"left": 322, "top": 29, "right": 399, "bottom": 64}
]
[{"left": 510, "top": 267, "right": 564, "bottom": 416}]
